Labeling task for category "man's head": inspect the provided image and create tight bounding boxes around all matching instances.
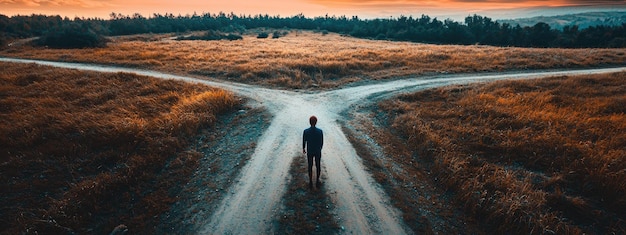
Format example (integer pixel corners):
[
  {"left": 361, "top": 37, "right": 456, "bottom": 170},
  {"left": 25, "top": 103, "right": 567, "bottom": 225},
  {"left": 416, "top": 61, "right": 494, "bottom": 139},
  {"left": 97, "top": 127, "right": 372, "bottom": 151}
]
[{"left": 309, "top": 116, "right": 317, "bottom": 127}]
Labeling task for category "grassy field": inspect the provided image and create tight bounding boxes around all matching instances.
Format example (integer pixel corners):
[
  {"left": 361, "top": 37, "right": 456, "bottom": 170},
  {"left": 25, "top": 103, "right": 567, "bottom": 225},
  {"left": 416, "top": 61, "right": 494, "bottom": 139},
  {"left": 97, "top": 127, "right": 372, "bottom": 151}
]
[
  {"left": 2, "top": 31, "right": 625, "bottom": 233},
  {"left": 2, "top": 31, "right": 625, "bottom": 88},
  {"left": 0, "top": 62, "right": 239, "bottom": 233},
  {"left": 379, "top": 72, "right": 626, "bottom": 234}
]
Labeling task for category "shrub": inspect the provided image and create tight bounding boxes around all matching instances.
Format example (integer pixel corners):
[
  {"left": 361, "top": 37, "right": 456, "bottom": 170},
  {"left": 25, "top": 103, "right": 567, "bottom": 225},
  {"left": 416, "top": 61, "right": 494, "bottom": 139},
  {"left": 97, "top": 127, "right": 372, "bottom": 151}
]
[
  {"left": 0, "top": 34, "right": 6, "bottom": 48},
  {"left": 226, "top": 33, "right": 243, "bottom": 40},
  {"left": 257, "top": 32, "right": 269, "bottom": 39},
  {"left": 221, "top": 23, "right": 245, "bottom": 33},
  {"left": 177, "top": 30, "right": 242, "bottom": 41},
  {"left": 36, "top": 23, "right": 107, "bottom": 49},
  {"left": 272, "top": 31, "right": 281, "bottom": 39}
]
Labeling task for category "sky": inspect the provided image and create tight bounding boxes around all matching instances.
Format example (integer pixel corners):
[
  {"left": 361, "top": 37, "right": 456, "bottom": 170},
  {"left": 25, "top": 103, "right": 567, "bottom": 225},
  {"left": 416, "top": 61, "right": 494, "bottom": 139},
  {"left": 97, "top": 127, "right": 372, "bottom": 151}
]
[{"left": 1, "top": 0, "right": 625, "bottom": 21}]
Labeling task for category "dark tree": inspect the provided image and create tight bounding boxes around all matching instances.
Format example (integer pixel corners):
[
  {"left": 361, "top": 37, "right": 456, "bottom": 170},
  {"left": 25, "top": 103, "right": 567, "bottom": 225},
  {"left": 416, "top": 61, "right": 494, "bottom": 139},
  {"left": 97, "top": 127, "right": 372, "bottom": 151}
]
[
  {"left": 529, "top": 22, "right": 557, "bottom": 47},
  {"left": 36, "top": 23, "right": 107, "bottom": 48},
  {"left": 1, "top": 13, "right": 624, "bottom": 48}
]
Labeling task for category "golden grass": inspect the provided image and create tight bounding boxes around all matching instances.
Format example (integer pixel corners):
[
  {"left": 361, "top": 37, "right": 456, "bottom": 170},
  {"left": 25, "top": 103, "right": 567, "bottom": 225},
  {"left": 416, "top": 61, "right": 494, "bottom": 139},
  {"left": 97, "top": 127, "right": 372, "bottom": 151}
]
[
  {"left": 2, "top": 31, "right": 625, "bottom": 88},
  {"left": 380, "top": 72, "right": 626, "bottom": 234},
  {"left": 342, "top": 125, "right": 438, "bottom": 234},
  {"left": 0, "top": 62, "right": 239, "bottom": 233}
]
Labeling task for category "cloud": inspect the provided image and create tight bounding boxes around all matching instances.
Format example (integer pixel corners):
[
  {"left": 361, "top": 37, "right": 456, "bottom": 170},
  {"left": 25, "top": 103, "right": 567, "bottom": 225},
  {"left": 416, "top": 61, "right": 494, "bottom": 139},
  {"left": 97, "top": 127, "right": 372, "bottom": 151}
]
[
  {"left": 1, "top": 0, "right": 623, "bottom": 19},
  {"left": 566, "top": 0, "right": 626, "bottom": 2},
  {"left": 0, "top": 0, "right": 41, "bottom": 7},
  {"left": 0, "top": 0, "right": 114, "bottom": 8},
  {"left": 307, "top": 0, "right": 444, "bottom": 8},
  {"left": 307, "top": 0, "right": 626, "bottom": 6}
]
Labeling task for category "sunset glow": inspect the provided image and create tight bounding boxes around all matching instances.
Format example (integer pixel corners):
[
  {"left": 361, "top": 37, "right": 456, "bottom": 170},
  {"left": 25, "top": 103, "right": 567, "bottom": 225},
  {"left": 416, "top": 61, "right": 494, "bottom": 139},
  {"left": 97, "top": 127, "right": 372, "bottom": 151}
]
[{"left": 1, "top": 0, "right": 625, "bottom": 20}]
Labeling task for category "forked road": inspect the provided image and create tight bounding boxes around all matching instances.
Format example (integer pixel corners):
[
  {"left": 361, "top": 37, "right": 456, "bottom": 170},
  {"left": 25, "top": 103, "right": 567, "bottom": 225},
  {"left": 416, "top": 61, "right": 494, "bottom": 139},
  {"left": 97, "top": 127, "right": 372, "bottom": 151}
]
[{"left": 2, "top": 57, "right": 625, "bottom": 234}]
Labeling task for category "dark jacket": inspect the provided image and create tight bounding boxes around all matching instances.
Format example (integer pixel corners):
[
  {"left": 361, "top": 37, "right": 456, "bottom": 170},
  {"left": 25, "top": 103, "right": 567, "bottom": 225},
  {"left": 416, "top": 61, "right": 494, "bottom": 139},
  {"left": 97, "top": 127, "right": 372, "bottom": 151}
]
[{"left": 303, "top": 126, "right": 323, "bottom": 154}]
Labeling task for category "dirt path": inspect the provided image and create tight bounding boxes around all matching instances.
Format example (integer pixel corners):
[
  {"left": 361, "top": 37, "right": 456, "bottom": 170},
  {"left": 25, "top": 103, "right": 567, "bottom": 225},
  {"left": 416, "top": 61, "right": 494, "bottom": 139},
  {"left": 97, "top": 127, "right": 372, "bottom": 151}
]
[{"left": 2, "top": 57, "right": 625, "bottom": 234}]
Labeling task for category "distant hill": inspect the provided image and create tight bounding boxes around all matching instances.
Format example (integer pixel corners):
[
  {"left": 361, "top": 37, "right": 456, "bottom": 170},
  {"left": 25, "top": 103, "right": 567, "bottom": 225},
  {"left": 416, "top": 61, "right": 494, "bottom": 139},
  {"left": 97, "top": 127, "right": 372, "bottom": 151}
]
[{"left": 497, "top": 11, "right": 626, "bottom": 30}]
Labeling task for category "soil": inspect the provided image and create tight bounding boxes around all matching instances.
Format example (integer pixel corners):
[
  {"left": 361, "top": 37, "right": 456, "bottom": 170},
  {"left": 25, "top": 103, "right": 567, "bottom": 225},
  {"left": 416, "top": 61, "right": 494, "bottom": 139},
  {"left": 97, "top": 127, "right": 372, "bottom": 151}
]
[
  {"left": 276, "top": 153, "right": 340, "bottom": 234},
  {"left": 2, "top": 57, "right": 625, "bottom": 234},
  {"left": 156, "top": 106, "right": 272, "bottom": 233}
]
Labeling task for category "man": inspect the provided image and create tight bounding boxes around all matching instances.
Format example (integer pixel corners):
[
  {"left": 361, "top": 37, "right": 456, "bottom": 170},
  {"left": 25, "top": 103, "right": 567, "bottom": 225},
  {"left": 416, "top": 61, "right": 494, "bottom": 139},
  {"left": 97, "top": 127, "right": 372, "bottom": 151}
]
[{"left": 303, "top": 115, "right": 323, "bottom": 189}]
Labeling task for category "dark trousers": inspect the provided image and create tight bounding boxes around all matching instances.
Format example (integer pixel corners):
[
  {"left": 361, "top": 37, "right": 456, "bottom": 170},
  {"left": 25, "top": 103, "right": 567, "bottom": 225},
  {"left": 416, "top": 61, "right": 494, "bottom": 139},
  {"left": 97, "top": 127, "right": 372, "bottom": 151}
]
[{"left": 307, "top": 152, "right": 322, "bottom": 182}]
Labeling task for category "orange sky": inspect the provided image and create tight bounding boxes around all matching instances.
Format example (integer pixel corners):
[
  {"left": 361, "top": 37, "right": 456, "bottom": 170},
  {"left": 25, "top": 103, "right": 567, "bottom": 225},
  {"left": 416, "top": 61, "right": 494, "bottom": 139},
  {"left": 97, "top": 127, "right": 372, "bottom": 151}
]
[{"left": 0, "top": 0, "right": 625, "bottom": 20}]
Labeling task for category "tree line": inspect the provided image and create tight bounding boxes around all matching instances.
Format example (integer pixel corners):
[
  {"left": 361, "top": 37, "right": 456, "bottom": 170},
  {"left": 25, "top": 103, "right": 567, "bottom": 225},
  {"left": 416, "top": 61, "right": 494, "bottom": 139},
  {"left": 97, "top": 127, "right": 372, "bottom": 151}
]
[{"left": 1, "top": 12, "right": 625, "bottom": 48}]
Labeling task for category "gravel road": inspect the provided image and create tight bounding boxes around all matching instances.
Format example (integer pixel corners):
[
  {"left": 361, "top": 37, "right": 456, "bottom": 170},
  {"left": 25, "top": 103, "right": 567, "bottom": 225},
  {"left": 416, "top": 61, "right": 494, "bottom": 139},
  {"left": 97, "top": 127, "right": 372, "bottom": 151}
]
[{"left": 2, "top": 57, "right": 624, "bottom": 234}]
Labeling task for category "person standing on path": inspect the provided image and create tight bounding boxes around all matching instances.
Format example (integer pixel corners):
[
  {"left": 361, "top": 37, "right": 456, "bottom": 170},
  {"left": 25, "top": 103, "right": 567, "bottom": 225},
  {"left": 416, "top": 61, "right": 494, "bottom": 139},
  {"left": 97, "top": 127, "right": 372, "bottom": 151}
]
[{"left": 303, "top": 116, "right": 324, "bottom": 189}]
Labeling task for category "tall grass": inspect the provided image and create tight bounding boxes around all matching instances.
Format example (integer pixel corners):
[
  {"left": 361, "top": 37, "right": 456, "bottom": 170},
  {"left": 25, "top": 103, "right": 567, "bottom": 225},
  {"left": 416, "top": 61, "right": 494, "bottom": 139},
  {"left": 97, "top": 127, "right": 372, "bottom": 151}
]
[
  {"left": 380, "top": 72, "right": 626, "bottom": 234},
  {"left": 0, "top": 62, "right": 239, "bottom": 233},
  {"left": 2, "top": 32, "right": 625, "bottom": 88}
]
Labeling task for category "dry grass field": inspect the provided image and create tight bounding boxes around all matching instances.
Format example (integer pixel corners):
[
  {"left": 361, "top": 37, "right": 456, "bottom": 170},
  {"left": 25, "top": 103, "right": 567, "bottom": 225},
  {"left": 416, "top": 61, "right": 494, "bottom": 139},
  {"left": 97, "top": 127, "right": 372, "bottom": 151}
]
[
  {"left": 379, "top": 72, "right": 626, "bottom": 234},
  {"left": 0, "top": 62, "right": 239, "bottom": 233},
  {"left": 2, "top": 31, "right": 625, "bottom": 234},
  {"left": 2, "top": 31, "right": 625, "bottom": 88}
]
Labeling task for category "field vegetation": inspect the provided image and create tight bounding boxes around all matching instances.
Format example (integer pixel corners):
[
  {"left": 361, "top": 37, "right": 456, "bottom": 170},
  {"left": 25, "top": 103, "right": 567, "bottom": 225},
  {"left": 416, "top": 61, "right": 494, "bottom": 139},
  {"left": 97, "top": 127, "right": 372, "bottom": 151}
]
[
  {"left": 2, "top": 13, "right": 625, "bottom": 48},
  {"left": 379, "top": 72, "right": 626, "bottom": 234},
  {"left": 176, "top": 30, "right": 243, "bottom": 41},
  {"left": 2, "top": 32, "right": 625, "bottom": 89},
  {"left": 0, "top": 62, "right": 240, "bottom": 233},
  {"left": 498, "top": 12, "right": 626, "bottom": 30},
  {"left": 35, "top": 23, "right": 108, "bottom": 49},
  {"left": 2, "top": 25, "right": 625, "bottom": 234}
]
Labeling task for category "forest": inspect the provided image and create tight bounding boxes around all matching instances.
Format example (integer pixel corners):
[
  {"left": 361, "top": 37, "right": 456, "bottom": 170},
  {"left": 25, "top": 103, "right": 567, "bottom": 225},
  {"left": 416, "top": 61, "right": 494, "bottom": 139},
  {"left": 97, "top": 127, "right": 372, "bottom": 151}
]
[{"left": 1, "top": 12, "right": 625, "bottom": 48}]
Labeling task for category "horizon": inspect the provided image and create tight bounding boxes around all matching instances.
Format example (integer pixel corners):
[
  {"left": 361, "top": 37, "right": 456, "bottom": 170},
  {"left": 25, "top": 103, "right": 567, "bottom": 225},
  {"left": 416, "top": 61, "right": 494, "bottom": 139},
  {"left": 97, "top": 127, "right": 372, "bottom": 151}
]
[{"left": 1, "top": 1, "right": 625, "bottom": 22}]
